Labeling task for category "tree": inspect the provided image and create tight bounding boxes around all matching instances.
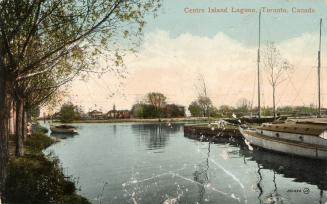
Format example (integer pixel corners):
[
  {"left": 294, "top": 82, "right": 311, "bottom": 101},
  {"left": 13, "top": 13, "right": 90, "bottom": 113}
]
[
  {"left": 29, "top": 106, "right": 40, "bottom": 120},
  {"left": 59, "top": 103, "right": 80, "bottom": 123},
  {"left": 0, "top": 0, "right": 161, "bottom": 190},
  {"left": 262, "top": 42, "right": 291, "bottom": 119},
  {"left": 163, "top": 104, "right": 185, "bottom": 118},
  {"left": 146, "top": 92, "right": 166, "bottom": 117},
  {"left": 236, "top": 98, "right": 252, "bottom": 113},
  {"left": 188, "top": 97, "right": 216, "bottom": 117},
  {"left": 219, "top": 105, "right": 233, "bottom": 117},
  {"left": 146, "top": 92, "right": 166, "bottom": 110},
  {"left": 131, "top": 103, "right": 159, "bottom": 118},
  {"left": 198, "top": 96, "right": 212, "bottom": 117},
  {"left": 188, "top": 101, "right": 202, "bottom": 117},
  {"left": 194, "top": 73, "right": 213, "bottom": 118},
  {"left": 131, "top": 103, "right": 144, "bottom": 118}
]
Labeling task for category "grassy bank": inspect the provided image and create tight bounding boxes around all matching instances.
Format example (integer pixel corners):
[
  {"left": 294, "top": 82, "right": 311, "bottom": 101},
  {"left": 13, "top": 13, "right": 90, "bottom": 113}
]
[{"left": 5, "top": 126, "right": 90, "bottom": 204}]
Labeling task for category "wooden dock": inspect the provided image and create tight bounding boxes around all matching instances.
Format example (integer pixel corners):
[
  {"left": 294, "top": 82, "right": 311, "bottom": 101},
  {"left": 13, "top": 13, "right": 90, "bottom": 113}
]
[{"left": 183, "top": 124, "right": 243, "bottom": 142}]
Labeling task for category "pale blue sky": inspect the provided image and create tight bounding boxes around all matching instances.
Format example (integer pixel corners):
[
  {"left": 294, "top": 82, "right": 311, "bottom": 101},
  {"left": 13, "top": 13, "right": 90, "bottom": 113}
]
[
  {"left": 68, "top": 0, "right": 327, "bottom": 111},
  {"left": 144, "top": 0, "right": 327, "bottom": 46}
]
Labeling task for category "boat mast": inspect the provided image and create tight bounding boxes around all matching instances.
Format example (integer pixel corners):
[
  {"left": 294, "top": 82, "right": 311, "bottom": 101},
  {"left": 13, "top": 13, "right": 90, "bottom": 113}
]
[
  {"left": 318, "top": 18, "right": 322, "bottom": 117},
  {"left": 258, "top": 11, "right": 261, "bottom": 118}
]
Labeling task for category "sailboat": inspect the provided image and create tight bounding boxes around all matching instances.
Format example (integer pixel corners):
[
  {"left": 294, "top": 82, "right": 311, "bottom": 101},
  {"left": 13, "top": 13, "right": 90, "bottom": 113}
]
[{"left": 240, "top": 17, "right": 327, "bottom": 160}]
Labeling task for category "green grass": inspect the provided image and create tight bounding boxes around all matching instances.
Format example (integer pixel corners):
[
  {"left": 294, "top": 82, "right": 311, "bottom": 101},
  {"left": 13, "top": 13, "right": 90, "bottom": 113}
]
[
  {"left": 5, "top": 125, "right": 90, "bottom": 204},
  {"left": 25, "top": 132, "right": 54, "bottom": 154}
]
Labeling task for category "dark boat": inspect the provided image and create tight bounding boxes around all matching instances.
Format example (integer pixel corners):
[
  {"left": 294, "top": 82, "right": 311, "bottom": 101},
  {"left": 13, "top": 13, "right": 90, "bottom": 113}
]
[{"left": 50, "top": 125, "right": 78, "bottom": 134}]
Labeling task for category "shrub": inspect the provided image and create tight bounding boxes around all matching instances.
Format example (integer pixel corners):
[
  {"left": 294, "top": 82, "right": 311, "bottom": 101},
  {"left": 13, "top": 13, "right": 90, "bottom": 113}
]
[{"left": 5, "top": 133, "right": 90, "bottom": 204}]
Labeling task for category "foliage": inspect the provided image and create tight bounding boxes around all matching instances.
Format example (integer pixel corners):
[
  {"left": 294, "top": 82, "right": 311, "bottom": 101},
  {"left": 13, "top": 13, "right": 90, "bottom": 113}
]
[
  {"left": 218, "top": 105, "right": 234, "bottom": 117},
  {"left": 236, "top": 98, "right": 252, "bottom": 113},
  {"left": 59, "top": 103, "right": 81, "bottom": 123},
  {"left": 188, "top": 96, "right": 216, "bottom": 117},
  {"left": 131, "top": 104, "right": 160, "bottom": 118},
  {"left": 31, "top": 123, "right": 49, "bottom": 135},
  {"left": 131, "top": 93, "right": 185, "bottom": 118},
  {"left": 261, "top": 107, "right": 274, "bottom": 116},
  {"left": 208, "top": 106, "right": 219, "bottom": 117},
  {"left": 131, "top": 103, "right": 144, "bottom": 118},
  {"left": 277, "top": 105, "right": 317, "bottom": 116},
  {"left": 0, "top": 0, "right": 162, "bottom": 190},
  {"left": 25, "top": 133, "right": 53, "bottom": 154},
  {"left": 146, "top": 92, "right": 167, "bottom": 110},
  {"left": 188, "top": 101, "right": 203, "bottom": 117},
  {"left": 29, "top": 106, "right": 40, "bottom": 119},
  {"left": 163, "top": 104, "right": 185, "bottom": 118},
  {"left": 142, "top": 104, "right": 161, "bottom": 118},
  {"left": 5, "top": 132, "right": 90, "bottom": 204}
]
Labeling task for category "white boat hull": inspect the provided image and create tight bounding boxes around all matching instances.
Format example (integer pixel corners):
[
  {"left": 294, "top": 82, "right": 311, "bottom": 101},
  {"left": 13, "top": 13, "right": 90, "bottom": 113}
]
[{"left": 240, "top": 128, "right": 327, "bottom": 160}]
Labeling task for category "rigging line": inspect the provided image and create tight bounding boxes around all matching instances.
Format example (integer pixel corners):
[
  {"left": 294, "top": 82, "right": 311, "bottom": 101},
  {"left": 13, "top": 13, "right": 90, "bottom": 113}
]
[
  {"left": 221, "top": 15, "right": 257, "bottom": 106},
  {"left": 288, "top": 67, "right": 311, "bottom": 106},
  {"left": 275, "top": 76, "right": 291, "bottom": 107},
  {"left": 277, "top": 34, "right": 310, "bottom": 107}
]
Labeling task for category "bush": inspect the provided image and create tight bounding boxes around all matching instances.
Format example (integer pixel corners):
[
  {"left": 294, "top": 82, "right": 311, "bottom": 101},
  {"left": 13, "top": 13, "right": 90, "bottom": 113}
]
[
  {"left": 25, "top": 133, "right": 54, "bottom": 154},
  {"left": 32, "top": 123, "right": 49, "bottom": 134},
  {"left": 6, "top": 154, "right": 65, "bottom": 203},
  {"left": 5, "top": 133, "right": 90, "bottom": 204}
]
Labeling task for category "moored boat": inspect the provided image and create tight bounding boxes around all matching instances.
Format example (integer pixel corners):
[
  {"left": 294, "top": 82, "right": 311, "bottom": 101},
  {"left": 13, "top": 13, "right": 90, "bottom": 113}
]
[
  {"left": 240, "top": 119, "right": 327, "bottom": 160},
  {"left": 50, "top": 125, "right": 78, "bottom": 134}
]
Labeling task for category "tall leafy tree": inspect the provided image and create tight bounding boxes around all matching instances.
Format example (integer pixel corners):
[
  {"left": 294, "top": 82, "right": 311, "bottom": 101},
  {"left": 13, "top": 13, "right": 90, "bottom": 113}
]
[
  {"left": 146, "top": 92, "right": 167, "bottom": 110},
  {"left": 0, "top": 0, "right": 161, "bottom": 191}
]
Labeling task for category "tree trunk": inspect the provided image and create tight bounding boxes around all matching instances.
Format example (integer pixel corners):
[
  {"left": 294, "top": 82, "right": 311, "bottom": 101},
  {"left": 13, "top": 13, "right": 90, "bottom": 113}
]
[
  {"left": 0, "top": 71, "right": 10, "bottom": 192},
  {"left": 273, "top": 86, "right": 276, "bottom": 119},
  {"left": 15, "top": 98, "right": 24, "bottom": 157},
  {"left": 23, "top": 108, "right": 27, "bottom": 141}
]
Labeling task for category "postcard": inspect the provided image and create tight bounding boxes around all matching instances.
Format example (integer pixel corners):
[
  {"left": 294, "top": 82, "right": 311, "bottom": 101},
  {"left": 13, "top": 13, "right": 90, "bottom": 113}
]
[{"left": 1, "top": 0, "right": 327, "bottom": 204}]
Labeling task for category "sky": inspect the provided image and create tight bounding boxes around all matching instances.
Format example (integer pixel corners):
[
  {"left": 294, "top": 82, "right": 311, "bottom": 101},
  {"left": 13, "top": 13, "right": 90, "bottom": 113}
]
[{"left": 64, "top": 0, "right": 327, "bottom": 113}]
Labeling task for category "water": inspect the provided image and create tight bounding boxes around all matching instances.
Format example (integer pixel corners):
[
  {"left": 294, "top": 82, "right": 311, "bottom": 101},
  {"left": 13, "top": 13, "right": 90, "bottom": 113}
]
[{"left": 45, "top": 123, "right": 327, "bottom": 204}]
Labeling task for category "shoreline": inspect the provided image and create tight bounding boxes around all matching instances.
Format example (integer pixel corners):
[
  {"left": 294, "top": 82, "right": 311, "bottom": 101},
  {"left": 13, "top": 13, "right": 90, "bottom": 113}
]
[
  {"left": 48, "top": 117, "right": 213, "bottom": 124},
  {"left": 5, "top": 125, "right": 90, "bottom": 204}
]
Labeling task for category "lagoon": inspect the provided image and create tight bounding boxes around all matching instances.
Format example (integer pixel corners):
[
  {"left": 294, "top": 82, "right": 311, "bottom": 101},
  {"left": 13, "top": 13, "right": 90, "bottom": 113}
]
[{"left": 45, "top": 123, "right": 327, "bottom": 204}]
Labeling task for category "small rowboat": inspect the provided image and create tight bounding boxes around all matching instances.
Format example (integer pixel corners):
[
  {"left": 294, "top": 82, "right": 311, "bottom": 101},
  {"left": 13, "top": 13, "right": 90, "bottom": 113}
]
[{"left": 50, "top": 125, "right": 78, "bottom": 134}]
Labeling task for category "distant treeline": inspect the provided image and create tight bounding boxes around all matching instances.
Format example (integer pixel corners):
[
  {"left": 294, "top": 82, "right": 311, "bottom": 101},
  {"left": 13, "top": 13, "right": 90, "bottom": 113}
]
[{"left": 54, "top": 93, "right": 322, "bottom": 123}]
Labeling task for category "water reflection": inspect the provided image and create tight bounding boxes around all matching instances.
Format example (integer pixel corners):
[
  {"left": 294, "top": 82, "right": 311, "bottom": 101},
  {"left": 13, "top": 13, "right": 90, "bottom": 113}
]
[
  {"left": 47, "top": 123, "right": 327, "bottom": 204},
  {"left": 245, "top": 148, "right": 327, "bottom": 189},
  {"left": 50, "top": 132, "right": 77, "bottom": 139},
  {"left": 246, "top": 149, "right": 327, "bottom": 204},
  {"left": 131, "top": 123, "right": 182, "bottom": 150},
  {"left": 185, "top": 132, "right": 327, "bottom": 204},
  {"left": 193, "top": 142, "right": 211, "bottom": 202}
]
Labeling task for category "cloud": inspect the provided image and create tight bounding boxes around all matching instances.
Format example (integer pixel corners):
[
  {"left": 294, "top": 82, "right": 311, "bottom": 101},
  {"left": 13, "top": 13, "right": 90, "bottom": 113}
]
[{"left": 69, "top": 30, "right": 325, "bottom": 111}]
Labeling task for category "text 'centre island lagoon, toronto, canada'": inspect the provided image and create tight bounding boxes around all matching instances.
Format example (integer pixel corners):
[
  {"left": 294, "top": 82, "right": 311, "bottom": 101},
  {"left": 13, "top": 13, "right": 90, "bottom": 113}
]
[{"left": 184, "top": 7, "right": 316, "bottom": 14}]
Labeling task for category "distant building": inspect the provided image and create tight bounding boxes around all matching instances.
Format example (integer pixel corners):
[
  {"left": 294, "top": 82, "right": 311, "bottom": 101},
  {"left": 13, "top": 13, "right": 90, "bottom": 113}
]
[
  {"left": 88, "top": 110, "right": 104, "bottom": 119},
  {"left": 107, "top": 110, "right": 131, "bottom": 119}
]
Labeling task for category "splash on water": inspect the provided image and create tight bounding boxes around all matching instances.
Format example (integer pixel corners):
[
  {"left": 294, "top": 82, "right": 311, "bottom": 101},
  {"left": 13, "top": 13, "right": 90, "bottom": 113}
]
[
  {"left": 244, "top": 139, "right": 253, "bottom": 151},
  {"left": 221, "top": 150, "right": 229, "bottom": 160}
]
